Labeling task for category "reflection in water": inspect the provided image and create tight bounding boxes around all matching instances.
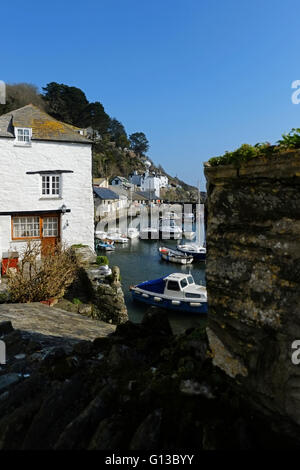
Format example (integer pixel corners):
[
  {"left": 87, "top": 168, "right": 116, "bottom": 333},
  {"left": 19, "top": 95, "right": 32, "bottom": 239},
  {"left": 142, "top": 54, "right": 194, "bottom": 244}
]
[{"left": 100, "top": 236, "right": 207, "bottom": 335}]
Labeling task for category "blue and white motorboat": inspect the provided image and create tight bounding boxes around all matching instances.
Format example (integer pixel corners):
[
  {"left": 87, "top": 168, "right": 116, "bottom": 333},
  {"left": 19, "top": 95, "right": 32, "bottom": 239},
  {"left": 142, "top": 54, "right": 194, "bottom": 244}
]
[
  {"left": 176, "top": 242, "right": 206, "bottom": 261},
  {"left": 95, "top": 239, "right": 115, "bottom": 251},
  {"left": 130, "top": 273, "right": 208, "bottom": 314}
]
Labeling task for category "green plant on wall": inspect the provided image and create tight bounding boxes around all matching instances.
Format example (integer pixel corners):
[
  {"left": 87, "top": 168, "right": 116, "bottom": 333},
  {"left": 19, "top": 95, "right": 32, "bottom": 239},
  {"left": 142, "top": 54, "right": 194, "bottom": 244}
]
[{"left": 96, "top": 255, "right": 109, "bottom": 266}]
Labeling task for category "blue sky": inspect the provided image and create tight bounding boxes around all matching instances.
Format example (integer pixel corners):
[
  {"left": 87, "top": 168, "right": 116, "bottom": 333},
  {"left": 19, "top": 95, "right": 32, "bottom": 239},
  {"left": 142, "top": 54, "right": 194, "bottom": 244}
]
[{"left": 2, "top": 0, "right": 300, "bottom": 185}]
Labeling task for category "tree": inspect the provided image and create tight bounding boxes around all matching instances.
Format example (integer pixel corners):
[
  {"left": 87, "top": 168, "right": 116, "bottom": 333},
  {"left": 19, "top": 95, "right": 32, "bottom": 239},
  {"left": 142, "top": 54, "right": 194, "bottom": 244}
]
[
  {"left": 129, "top": 132, "right": 149, "bottom": 155},
  {"left": 108, "top": 118, "right": 130, "bottom": 148},
  {"left": 0, "top": 83, "right": 45, "bottom": 115},
  {"left": 80, "top": 101, "right": 110, "bottom": 135},
  {"left": 42, "top": 82, "right": 89, "bottom": 126}
]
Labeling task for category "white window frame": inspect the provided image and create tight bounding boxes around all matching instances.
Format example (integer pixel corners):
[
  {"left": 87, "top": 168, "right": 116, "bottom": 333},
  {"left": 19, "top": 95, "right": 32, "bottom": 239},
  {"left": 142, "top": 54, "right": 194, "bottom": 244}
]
[
  {"left": 41, "top": 174, "right": 62, "bottom": 198},
  {"left": 14, "top": 127, "right": 32, "bottom": 146}
]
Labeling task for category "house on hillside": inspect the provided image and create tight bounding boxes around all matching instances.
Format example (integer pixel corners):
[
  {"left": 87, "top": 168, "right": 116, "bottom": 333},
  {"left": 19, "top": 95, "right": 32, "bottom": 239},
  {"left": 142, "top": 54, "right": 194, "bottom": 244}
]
[
  {"left": 93, "top": 187, "right": 120, "bottom": 219},
  {"left": 93, "top": 177, "right": 109, "bottom": 188},
  {"left": 111, "top": 176, "right": 133, "bottom": 190},
  {"left": 0, "top": 104, "right": 94, "bottom": 258}
]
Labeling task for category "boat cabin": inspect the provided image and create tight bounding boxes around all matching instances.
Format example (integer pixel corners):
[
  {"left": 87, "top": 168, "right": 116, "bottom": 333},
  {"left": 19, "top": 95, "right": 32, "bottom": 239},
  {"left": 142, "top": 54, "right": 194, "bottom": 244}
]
[{"left": 163, "top": 273, "right": 202, "bottom": 298}]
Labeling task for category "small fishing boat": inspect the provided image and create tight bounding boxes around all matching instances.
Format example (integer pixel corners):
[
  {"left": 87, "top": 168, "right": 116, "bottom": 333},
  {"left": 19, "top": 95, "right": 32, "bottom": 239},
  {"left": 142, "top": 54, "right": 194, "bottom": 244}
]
[
  {"left": 95, "top": 230, "right": 107, "bottom": 240},
  {"left": 106, "top": 230, "right": 129, "bottom": 243},
  {"left": 127, "top": 227, "right": 140, "bottom": 239},
  {"left": 130, "top": 273, "right": 207, "bottom": 314},
  {"left": 158, "top": 246, "right": 193, "bottom": 264},
  {"left": 177, "top": 242, "right": 206, "bottom": 261},
  {"left": 95, "top": 239, "right": 115, "bottom": 251}
]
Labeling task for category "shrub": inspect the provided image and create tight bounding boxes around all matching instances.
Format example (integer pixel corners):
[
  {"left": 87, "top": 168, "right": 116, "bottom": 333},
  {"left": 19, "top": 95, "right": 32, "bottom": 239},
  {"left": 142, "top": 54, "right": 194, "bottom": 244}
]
[
  {"left": 7, "top": 241, "right": 78, "bottom": 303},
  {"left": 277, "top": 128, "right": 300, "bottom": 149},
  {"left": 96, "top": 255, "right": 109, "bottom": 266},
  {"left": 72, "top": 297, "right": 82, "bottom": 305}
]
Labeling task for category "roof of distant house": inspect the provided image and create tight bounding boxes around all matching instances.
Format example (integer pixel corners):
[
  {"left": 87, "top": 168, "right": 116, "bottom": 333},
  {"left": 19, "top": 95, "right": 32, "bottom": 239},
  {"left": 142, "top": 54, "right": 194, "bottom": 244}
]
[
  {"left": 112, "top": 176, "right": 129, "bottom": 183},
  {"left": 0, "top": 104, "right": 91, "bottom": 143},
  {"left": 93, "top": 177, "right": 108, "bottom": 185},
  {"left": 93, "top": 187, "right": 119, "bottom": 200}
]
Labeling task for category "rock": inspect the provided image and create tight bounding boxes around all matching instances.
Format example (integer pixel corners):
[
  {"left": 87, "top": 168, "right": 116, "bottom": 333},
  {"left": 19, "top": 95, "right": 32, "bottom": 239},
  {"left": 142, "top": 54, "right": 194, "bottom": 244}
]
[
  {"left": 72, "top": 246, "right": 96, "bottom": 266},
  {"left": 130, "top": 409, "right": 162, "bottom": 450},
  {"left": 78, "top": 304, "right": 93, "bottom": 316},
  {"left": 0, "top": 373, "right": 21, "bottom": 392},
  {"left": 180, "top": 380, "right": 215, "bottom": 398},
  {"left": 141, "top": 308, "right": 173, "bottom": 336},
  {"left": 0, "top": 321, "right": 13, "bottom": 336}
]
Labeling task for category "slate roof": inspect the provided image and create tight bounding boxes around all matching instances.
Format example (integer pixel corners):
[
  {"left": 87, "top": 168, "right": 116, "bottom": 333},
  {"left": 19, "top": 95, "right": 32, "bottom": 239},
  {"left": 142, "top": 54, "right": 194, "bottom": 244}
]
[
  {"left": 93, "top": 187, "right": 119, "bottom": 200},
  {"left": 0, "top": 104, "right": 91, "bottom": 143}
]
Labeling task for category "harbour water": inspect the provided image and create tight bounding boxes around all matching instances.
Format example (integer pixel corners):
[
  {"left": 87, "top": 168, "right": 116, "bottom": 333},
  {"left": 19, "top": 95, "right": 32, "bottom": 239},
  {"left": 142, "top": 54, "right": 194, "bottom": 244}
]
[{"left": 100, "top": 236, "right": 207, "bottom": 335}]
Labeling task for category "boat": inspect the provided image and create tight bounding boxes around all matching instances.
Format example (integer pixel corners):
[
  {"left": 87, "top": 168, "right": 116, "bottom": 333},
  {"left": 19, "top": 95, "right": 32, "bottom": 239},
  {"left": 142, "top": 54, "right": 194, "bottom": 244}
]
[
  {"left": 158, "top": 246, "right": 193, "bottom": 264},
  {"left": 159, "top": 218, "right": 182, "bottom": 239},
  {"left": 127, "top": 227, "right": 140, "bottom": 239},
  {"left": 139, "top": 227, "right": 159, "bottom": 239},
  {"left": 106, "top": 230, "right": 129, "bottom": 243},
  {"left": 95, "top": 230, "right": 107, "bottom": 240},
  {"left": 95, "top": 239, "right": 115, "bottom": 251},
  {"left": 130, "top": 273, "right": 207, "bottom": 314},
  {"left": 176, "top": 242, "right": 206, "bottom": 260}
]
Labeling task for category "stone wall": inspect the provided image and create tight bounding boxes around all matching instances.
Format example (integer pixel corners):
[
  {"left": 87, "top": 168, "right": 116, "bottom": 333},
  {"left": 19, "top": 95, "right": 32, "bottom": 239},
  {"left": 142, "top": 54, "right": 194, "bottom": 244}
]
[{"left": 204, "top": 152, "right": 300, "bottom": 435}]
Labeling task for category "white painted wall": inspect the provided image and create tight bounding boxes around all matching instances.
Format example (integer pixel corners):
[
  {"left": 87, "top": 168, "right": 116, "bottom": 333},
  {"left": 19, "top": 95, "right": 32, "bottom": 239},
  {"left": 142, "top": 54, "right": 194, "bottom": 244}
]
[{"left": 0, "top": 138, "right": 94, "bottom": 254}]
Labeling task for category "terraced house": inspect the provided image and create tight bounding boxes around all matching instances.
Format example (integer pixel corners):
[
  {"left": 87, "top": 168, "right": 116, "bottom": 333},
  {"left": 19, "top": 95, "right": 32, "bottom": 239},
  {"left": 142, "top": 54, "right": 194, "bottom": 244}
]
[{"left": 0, "top": 104, "right": 94, "bottom": 260}]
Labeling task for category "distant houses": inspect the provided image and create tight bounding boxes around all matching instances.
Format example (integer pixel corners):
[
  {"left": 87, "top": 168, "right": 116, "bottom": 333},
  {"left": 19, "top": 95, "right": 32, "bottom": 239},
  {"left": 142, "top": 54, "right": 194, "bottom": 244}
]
[{"left": 128, "top": 170, "right": 168, "bottom": 198}]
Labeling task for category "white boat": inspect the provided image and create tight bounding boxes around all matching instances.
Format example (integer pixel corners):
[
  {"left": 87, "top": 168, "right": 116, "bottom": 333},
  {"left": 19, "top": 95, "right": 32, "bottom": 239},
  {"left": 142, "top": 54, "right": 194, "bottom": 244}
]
[
  {"left": 130, "top": 273, "right": 208, "bottom": 314},
  {"left": 95, "top": 230, "right": 107, "bottom": 240},
  {"left": 159, "top": 218, "right": 182, "bottom": 239},
  {"left": 106, "top": 230, "right": 129, "bottom": 243},
  {"left": 139, "top": 227, "right": 159, "bottom": 239},
  {"left": 127, "top": 227, "right": 140, "bottom": 239},
  {"left": 158, "top": 246, "right": 193, "bottom": 264}
]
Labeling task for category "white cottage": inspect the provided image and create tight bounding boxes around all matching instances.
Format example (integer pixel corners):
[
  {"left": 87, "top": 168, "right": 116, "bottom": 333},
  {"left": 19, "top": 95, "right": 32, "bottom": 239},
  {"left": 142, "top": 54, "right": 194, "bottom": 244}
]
[{"left": 0, "top": 104, "right": 94, "bottom": 259}]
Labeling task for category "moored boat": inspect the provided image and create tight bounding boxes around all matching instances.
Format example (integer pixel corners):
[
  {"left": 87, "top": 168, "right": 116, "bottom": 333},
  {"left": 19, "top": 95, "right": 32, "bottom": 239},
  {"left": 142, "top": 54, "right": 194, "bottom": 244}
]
[
  {"left": 95, "top": 239, "right": 115, "bottom": 251},
  {"left": 127, "top": 227, "right": 140, "bottom": 239},
  {"left": 176, "top": 242, "right": 206, "bottom": 261},
  {"left": 130, "top": 273, "right": 207, "bottom": 314},
  {"left": 158, "top": 246, "right": 193, "bottom": 264}
]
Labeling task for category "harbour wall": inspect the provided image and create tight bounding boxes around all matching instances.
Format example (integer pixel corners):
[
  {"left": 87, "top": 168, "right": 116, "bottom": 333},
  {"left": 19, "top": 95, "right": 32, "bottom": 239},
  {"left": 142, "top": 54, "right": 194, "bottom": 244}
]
[{"left": 204, "top": 151, "right": 300, "bottom": 432}]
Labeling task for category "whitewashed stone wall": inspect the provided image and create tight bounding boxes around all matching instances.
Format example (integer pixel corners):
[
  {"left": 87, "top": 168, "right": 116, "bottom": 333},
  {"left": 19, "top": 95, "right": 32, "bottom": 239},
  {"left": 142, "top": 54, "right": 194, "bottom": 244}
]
[{"left": 0, "top": 138, "right": 94, "bottom": 254}]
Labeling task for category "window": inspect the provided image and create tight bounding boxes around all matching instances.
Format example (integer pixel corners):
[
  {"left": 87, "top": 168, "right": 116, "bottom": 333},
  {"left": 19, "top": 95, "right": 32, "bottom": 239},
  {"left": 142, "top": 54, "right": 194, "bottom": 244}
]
[
  {"left": 15, "top": 128, "right": 31, "bottom": 145},
  {"left": 12, "top": 215, "right": 59, "bottom": 240},
  {"left": 43, "top": 217, "right": 58, "bottom": 237},
  {"left": 41, "top": 174, "right": 61, "bottom": 197},
  {"left": 180, "top": 278, "right": 188, "bottom": 289},
  {"left": 187, "top": 276, "right": 194, "bottom": 285},
  {"left": 167, "top": 281, "right": 180, "bottom": 291},
  {"left": 13, "top": 217, "right": 40, "bottom": 238}
]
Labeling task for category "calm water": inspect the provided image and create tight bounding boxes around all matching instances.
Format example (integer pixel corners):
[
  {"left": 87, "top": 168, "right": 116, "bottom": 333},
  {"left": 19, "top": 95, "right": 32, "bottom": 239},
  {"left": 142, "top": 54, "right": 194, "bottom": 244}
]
[{"left": 99, "top": 236, "right": 207, "bottom": 335}]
